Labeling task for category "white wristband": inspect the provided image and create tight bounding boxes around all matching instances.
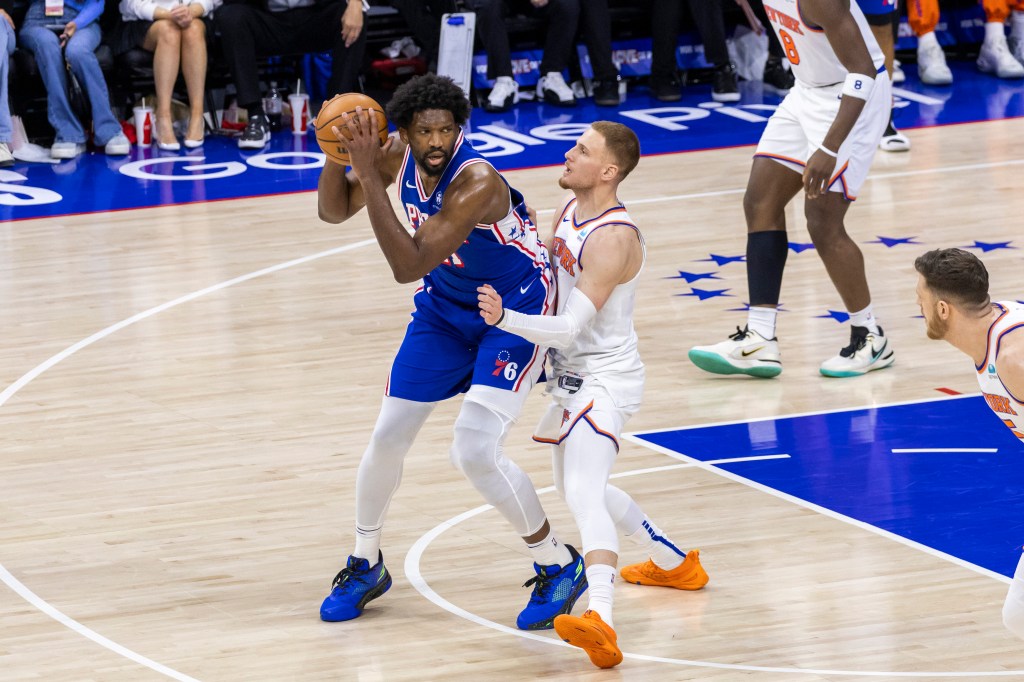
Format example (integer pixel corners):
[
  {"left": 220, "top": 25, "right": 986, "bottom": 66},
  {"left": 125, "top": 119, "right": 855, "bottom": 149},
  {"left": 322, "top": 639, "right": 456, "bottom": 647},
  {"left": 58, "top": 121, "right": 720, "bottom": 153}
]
[
  {"left": 841, "top": 72, "right": 874, "bottom": 101},
  {"left": 817, "top": 143, "right": 838, "bottom": 158}
]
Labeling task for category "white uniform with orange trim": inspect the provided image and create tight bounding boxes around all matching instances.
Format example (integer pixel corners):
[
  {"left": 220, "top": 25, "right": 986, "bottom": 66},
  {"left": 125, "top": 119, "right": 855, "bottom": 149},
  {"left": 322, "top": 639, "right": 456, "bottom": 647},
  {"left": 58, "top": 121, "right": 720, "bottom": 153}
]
[
  {"left": 976, "top": 301, "right": 1024, "bottom": 443},
  {"left": 756, "top": 0, "right": 890, "bottom": 199},
  {"left": 533, "top": 197, "right": 645, "bottom": 452}
]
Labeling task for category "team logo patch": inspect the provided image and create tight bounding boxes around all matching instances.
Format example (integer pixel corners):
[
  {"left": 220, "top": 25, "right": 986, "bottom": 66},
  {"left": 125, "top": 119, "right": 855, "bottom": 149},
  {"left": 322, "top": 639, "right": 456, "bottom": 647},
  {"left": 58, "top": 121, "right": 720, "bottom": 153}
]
[
  {"left": 989, "top": 364, "right": 997, "bottom": 374},
  {"left": 492, "top": 349, "right": 519, "bottom": 380},
  {"left": 562, "top": 409, "right": 571, "bottom": 425}
]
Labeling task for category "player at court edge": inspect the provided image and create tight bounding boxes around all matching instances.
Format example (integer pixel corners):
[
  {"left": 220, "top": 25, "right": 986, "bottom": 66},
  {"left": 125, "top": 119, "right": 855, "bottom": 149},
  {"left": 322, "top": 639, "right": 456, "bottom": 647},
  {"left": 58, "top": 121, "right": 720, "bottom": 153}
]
[
  {"left": 913, "top": 248, "right": 1024, "bottom": 641},
  {"left": 315, "top": 74, "right": 587, "bottom": 629},
  {"left": 689, "top": 0, "right": 896, "bottom": 379},
  {"left": 478, "top": 121, "right": 709, "bottom": 669}
]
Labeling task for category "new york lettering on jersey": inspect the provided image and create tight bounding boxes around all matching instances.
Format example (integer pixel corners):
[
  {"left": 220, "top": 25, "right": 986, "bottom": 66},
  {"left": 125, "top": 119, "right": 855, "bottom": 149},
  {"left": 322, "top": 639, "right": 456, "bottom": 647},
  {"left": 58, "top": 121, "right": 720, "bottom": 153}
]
[
  {"left": 977, "top": 301, "right": 1024, "bottom": 442},
  {"left": 762, "top": 0, "right": 884, "bottom": 87},
  {"left": 397, "top": 129, "right": 550, "bottom": 307}
]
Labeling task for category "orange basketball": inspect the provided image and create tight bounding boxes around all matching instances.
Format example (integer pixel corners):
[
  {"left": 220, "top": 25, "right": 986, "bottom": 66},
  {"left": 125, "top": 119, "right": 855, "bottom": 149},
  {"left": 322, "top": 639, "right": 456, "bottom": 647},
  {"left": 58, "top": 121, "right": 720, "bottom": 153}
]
[{"left": 315, "top": 93, "right": 389, "bottom": 166}]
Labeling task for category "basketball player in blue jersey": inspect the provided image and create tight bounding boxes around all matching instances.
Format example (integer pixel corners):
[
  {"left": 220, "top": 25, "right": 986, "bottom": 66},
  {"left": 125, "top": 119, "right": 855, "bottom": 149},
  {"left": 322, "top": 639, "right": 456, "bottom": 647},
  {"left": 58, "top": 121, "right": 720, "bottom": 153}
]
[
  {"left": 914, "top": 248, "right": 1024, "bottom": 641},
  {"left": 315, "top": 74, "right": 586, "bottom": 629},
  {"left": 689, "top": 0, "right": 896, "bottom": 379}
]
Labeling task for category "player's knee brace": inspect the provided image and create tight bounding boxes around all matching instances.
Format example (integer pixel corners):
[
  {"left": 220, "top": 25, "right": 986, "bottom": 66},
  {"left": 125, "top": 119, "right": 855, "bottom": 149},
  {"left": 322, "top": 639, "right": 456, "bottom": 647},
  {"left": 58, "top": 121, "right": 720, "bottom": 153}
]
[{"left": 449, "top": 400, "right": 507, "bottom": 481}]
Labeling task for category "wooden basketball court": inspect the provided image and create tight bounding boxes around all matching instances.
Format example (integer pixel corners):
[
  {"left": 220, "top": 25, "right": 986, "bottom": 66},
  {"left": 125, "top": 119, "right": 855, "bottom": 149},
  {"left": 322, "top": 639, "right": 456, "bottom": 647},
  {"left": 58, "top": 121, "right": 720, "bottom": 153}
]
[{"left": 2, "top": 118, "right": 1024, "bottom": 680}]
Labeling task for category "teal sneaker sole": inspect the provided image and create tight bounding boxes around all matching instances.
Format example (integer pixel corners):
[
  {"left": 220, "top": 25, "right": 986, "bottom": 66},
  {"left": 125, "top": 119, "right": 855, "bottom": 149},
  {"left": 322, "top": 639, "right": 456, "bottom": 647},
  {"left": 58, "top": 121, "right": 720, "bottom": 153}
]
[{"left": 688, "top": 350, "right": 782, "bottom": 378}]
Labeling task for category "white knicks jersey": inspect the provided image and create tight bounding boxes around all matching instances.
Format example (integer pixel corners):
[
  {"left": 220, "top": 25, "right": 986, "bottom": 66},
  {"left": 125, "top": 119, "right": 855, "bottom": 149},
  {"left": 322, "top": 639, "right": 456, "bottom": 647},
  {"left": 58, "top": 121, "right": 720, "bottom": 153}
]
[
  {"left": 762, "top": 0, "right": 884, "bottom": 87},
  {"left": 976, "top": 301, "right": 1024, "bottom": 443},
  {"left": 547, "top": 198, "right": 645, "bottom": 406}
]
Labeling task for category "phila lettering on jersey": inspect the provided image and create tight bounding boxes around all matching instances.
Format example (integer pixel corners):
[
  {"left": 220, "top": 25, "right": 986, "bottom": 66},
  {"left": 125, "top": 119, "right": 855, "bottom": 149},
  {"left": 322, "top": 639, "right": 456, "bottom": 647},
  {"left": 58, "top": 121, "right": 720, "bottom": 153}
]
[
  {"left": 549, "top": 197, "right": 645, "bottom": 407},
  {"left": 398, "top": 129, "right": 551, "bottom": 307},
  {"left": 976, "top": 301, "right": 1024, "bottom": 443},
  {"left": 762, "top": 0, "right": 884, "bottom": 87}
]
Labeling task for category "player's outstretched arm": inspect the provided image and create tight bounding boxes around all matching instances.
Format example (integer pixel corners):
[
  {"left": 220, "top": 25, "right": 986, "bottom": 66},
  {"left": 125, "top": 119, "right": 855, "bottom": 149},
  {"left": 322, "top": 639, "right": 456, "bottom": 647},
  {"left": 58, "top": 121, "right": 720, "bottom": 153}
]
[{"left": 317, "top": 110, "right": 403, "bottom": 224}]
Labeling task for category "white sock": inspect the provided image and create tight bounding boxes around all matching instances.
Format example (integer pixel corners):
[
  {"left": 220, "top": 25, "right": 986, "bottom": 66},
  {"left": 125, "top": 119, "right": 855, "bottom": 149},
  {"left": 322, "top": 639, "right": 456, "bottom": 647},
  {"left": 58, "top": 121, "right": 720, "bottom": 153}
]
[
  {"left": 918, "top": 31, "right": 939, "bottom": 50},
  {"left": 353, "top": 525, "right": 382, "bottom": 563},
  {"left": 625, "top": 518, "right": 686, "bottom": 571},
  {"left": 849, "top": 304, "right": 879, "bottom": 334},
  {"left": 1013, "top": 11, "right": 1024, "bottom": 40},
  {"left": 747, "top": 306, "right": 777, "bottom": 340},
  {"left": 985, "top": 21, "right": 1007, "bottom": 44},
  {"left": 585, "top": 564, "right": 616, "bottom": 628},
  {"left": 527, "top": 530, "right": 574, "bottom": 568}
]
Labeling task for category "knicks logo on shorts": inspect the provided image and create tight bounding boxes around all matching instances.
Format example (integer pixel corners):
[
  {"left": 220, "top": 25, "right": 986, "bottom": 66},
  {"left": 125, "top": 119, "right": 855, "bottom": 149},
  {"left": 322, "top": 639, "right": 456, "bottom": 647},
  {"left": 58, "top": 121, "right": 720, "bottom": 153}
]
[
  {"left": 561, "top": 409, "right": 571, "bottom": 426},
  {"left": 492, "top": 350, "right": 519, "bottom": 381}
]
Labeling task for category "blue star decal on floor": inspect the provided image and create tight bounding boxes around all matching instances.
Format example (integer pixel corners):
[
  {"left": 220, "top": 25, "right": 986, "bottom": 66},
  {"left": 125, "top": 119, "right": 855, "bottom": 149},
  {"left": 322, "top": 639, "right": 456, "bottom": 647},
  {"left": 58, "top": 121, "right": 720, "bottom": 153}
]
[
  {"left": 666, "top": 270, "right": 722, "bottom": 283},
  {"left": 868, "top": 236, "right": 920, "bottom": 247},
  {"left": 678, "top": 287, "right": 733, "bottom": 300},
  {"left": 815, "top": 310, "right": 851, "bottom": 323},
  {"left": 966, "top": 240, "right": 1015, "bottom": 252},
  {"left": 789, "top": 242, "right": 815, "bottom": 253},
  {"left": 696, "top": 253, "right": 745, "bottom": 266},
  {"left": 726, "top": 302, "right": 788, "bottom": 312}
]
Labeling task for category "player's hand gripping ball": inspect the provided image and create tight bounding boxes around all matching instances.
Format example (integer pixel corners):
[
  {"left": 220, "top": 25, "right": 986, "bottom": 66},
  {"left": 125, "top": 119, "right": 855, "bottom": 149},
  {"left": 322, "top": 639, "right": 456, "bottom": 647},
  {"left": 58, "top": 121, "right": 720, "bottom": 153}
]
[{"left": 315, "top": 93, "right": 389, "bottom": 166}]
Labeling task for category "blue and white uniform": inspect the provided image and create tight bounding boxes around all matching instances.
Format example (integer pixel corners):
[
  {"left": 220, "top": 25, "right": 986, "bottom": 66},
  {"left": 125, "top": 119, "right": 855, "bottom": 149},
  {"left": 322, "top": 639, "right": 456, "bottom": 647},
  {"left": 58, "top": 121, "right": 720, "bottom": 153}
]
[{"left": 387, "top": 130, "right": 554, "bottom": 403}]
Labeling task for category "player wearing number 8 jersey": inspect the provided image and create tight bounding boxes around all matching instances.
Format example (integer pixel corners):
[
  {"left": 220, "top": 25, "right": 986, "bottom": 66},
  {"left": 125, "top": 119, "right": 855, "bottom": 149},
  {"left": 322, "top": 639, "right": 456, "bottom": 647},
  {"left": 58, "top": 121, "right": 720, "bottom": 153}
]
[
  {"left": 316, "top": 74, "right": 587, "bottom": 631},
  {"left": 689, "top": 0, "right": 895, "bottom": 379}
]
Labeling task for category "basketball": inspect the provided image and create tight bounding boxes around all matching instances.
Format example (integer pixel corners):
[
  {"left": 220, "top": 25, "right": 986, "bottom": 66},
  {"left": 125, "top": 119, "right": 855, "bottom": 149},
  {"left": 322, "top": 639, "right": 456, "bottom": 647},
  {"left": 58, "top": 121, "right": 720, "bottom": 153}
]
[{"left": 315, "top": 93, "right": 389, "bottom": 166}]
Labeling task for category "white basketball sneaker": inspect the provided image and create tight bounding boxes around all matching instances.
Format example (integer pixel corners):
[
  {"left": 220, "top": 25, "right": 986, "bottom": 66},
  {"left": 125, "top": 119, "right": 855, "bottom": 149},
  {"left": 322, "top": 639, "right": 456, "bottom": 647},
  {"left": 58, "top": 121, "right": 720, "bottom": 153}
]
[
  {"left": 917, "top": 33, "right": 953, "bottom": 85},
  {"left": 977, "top": 34, "right": 1024, "bottom": 79},
  {"left": 819, "top": 326, "right": 895, "bottom": 378},
  {"left": 688, "top": 326, "right": 782, "bottom": 378}
]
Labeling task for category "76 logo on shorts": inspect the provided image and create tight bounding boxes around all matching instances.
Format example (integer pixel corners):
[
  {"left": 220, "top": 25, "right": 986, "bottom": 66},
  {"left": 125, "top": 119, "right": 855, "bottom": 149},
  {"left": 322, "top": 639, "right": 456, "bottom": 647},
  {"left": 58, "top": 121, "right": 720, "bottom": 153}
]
[{"left": 492, "top": 350, "right": 519, "bottom": 381}]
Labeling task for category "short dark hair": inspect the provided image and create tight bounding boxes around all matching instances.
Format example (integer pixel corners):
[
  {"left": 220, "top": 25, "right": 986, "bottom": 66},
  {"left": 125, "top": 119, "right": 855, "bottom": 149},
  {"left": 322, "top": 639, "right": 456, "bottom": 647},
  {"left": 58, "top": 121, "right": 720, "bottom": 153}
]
[
  {"left": 914, "top": 248, "right": 991, "bottom": 312},
  {"left": 385, "top": 74, "right": 471, "bottom": 130},
  {"left": 591, "top": 121, "right": 640, "bottom": 179}
]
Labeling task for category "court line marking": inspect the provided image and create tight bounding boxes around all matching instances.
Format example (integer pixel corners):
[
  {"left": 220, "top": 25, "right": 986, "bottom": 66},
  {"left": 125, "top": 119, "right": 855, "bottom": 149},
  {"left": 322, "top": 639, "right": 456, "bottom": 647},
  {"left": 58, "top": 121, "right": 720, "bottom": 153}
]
[
  {"left": 0, "top": 238, "right": 375, "bottom": 682},
  {"left": 406, "top": 455, "right": 1023, "bottom": 677},
  {"left": 893, "top": 448, "right": 999, "bottom": 453},
  {"left": 623, "top": 393, "right": 1012, "bottom": 586}
]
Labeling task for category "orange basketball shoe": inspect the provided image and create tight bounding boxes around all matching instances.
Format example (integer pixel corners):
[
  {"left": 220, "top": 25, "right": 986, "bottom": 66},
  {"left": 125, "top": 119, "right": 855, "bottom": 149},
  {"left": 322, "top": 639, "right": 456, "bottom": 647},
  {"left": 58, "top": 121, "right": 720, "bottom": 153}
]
[
  {"left": 553, "top": 610, "right": 623, "bottom": 669},
  {"left": 619, "top": 549, "right": 709, "bottom": 590}
]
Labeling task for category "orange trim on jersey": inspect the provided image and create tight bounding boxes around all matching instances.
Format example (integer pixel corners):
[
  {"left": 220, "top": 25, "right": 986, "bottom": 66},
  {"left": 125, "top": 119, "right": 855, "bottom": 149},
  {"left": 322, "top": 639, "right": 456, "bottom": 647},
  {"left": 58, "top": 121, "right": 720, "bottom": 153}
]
[
  {"left": 582, "top": 413, "right": 620, "bottom": 452},
  {"left": 557, "top": 198, "right": 576, "bottom": 226},
  {"left": 577, "top": 221, "right": 641, "bottom": 272},
  {"left": 795, "top": 0, "right": 824, "bottom": 33},
  {"left": 572, "top": 204, "right": 628, "bottom": 231},
  {"left": 755, "top": 151, "right": 807, "bottom": 168},
  {"left": 977, "top": 303, "right": 1009, "bottom": 372},
  {"left": 995, "top": 322, "right": 1024, "bottom": 402},
  {"left": 755, "top": 153, "right": 848, "bottom": 194},
  {"left": 532, "top": 435, "right": 560, "bottom": 445}
]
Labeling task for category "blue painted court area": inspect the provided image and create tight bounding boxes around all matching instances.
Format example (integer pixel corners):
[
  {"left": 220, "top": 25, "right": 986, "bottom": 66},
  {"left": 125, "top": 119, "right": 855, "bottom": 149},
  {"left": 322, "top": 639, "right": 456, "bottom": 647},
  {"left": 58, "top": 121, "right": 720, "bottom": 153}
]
[
  {"left": 1, "top": 62, "right": 1023, "bottom": 222},
  {"left": 633, "top": 395, "right": 1024, "bottom": 578}
]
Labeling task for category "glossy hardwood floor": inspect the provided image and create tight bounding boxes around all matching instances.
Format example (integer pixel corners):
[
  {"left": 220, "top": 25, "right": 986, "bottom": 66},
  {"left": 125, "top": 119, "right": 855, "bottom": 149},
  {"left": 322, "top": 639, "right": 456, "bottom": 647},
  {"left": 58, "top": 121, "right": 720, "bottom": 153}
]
[{"left": 3, "top": 118, "right": 1024, "bottom": 681}]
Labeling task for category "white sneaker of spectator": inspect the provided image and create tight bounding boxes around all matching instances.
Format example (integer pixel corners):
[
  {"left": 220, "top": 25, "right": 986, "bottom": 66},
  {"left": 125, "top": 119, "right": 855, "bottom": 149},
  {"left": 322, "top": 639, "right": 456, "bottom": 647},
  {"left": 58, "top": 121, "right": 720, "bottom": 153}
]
[
  {"left": 916, "top": 32, "right": 953, "bottom": 85},
  {"left": 51, "top": 142, "right": 86, "bottom": 159},
  {"left": 0, "top": 142, "right": 12, "bottom": 167},
  {"left": 977, "top": 29, "right": 1024, "bottom": 78},
  {"left": 484, "top": 76, "right": 519, "bottom": 112},
  {"left": 537, "top": 72, "right": 576, "bottom": 106},
  {"left": 892, "top": 59, "right": 905, "bottom": 84},
  {"left": 105, "top": 133, "right": 131, "bottom": 156}
]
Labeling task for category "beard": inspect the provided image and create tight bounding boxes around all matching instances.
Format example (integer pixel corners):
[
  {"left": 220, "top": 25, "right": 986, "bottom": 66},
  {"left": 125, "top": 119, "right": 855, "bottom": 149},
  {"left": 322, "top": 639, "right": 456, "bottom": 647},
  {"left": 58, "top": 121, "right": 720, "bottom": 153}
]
[
  {"left": 416, "top": 149, "right": 451, "bottom": 177},
  {"left": 925, "top": 311, "right": 949, "bottom": 340}
]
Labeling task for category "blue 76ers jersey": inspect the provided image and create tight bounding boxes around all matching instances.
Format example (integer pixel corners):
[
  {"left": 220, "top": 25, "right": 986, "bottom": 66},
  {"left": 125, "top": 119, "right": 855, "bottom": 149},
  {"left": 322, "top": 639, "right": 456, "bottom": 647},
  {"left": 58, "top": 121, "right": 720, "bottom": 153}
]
[{"left": 397, "top": 129, "right": 551, "bottom": 307}]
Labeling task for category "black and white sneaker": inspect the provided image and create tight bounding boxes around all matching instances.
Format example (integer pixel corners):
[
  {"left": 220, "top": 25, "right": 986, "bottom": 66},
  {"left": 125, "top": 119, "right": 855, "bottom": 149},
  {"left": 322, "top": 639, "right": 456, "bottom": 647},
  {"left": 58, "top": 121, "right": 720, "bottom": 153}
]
[
  {"left": 238, "top": 113, "right": 270, "bottom": 149},
  {"left": 762, "top": 58, "right": 794, "bottom": 95},
  {"left": 819, "top": 325, "right": 895, "bottom": 377},
  {"left": 712, "top": 62, "right": 740, "bottom": 102}
]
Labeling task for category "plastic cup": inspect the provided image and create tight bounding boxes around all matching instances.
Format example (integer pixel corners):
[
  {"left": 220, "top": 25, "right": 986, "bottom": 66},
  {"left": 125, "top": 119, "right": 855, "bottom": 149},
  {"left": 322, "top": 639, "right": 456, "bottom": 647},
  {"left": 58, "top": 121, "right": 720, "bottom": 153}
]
[
  {"left": 289, "top": 93, "right": 310, "bottom": 134},
  {"left": 133, "top": 106, "right": 153, "bottom": 147}
]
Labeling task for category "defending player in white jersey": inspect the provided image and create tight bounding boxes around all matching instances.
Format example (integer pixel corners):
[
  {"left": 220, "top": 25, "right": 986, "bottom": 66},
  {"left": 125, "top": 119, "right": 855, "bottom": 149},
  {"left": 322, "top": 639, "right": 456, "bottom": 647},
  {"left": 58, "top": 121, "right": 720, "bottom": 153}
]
[
  {"left": 689, "top": 0, "right": 895, "bottom": 378},
  {"left": 478, "top": 121, "right": 708, "bottom": 669},
  {"left": 914, "top": 248, "right": 1024, "bottom": 640}
]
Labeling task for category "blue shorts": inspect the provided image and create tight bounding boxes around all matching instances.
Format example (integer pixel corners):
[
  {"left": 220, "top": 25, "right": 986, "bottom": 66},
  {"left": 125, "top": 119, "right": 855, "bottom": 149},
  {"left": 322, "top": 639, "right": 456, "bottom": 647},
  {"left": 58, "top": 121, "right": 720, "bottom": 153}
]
[
  {"left": 856, "top": 0, "right": 896, "bottom": 16},
  {"left": 386, "top": 275, "right": 548, "bottom": 403}
]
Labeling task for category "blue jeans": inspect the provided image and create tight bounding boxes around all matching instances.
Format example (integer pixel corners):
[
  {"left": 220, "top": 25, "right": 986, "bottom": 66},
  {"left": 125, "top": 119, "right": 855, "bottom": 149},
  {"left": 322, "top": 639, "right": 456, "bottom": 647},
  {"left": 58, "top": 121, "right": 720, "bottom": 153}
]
[
  {"left": 0, "top": 22, "right": 13, "bottom": 143},
  {"left": 19, "top": 3, "right": 120, "bottom": 144}
]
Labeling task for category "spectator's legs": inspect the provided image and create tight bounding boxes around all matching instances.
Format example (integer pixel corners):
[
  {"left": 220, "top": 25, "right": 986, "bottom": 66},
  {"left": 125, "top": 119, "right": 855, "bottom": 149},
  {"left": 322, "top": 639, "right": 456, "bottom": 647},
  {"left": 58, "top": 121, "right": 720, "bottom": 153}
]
[
  {"left": 390, "top": 0, "right": 456, "bottom": 69},
  {"left": 64, "top": 23, "right": 121, "bottom": 145},
  {"left": 143, "top": 20, "right": 183, "bottom": 146},
  {"left": 0, "top": 22, "right": 13, "bottom": 144},
  {"left": 180, "top": 20, "right": 207, "bottom": 141},
  {"left": 216, "top": 4, "right": 276, "bottom": 110},
  {"left": 464, "top": 0, "right": 513, "bottom": 79},
  {"left": 578, "top": 0, "right": 616, "bottom": 81},
  {"left": 746, "top": 0, "right": 785, "bottom": 61},
  {"left": 650, "top": 0, "right": 683, "bottom": 83},
  {"left": 685, "top": 0, "right": 729, "bottom": 67},
  {"left": 537, "top": 0, "right": 580, "bottom": 74},
  {"left": 18, "top": 24, "right": 85, "bottom": 143},
  {"left": 318, "top": 3, "right": 368, "bottom": 96}
]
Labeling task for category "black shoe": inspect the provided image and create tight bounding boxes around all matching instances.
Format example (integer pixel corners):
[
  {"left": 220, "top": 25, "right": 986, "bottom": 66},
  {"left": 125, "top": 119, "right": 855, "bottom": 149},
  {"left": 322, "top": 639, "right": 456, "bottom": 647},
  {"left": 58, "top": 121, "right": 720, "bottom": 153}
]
[
  {"left": 593, "top": 78, "right": 621, "bottom": 106},
  {"left": 762, "top": 58, "right": 795, "bottom": 95},
  {"left": 712, "top": 62, "right": 740, "bottom": 102},
  {"left": 650, "top": 75, "right": 682, "bottom": 102},
  {"left": 238, "top": 113, "right": 270, "bottom": 149}
]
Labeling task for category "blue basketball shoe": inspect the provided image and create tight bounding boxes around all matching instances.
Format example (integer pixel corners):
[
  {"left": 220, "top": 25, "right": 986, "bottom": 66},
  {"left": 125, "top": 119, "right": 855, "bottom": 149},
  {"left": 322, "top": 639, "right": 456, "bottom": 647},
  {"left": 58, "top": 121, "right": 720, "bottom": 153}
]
[
  {"left": 516, "top": 544, "right": 588, "bottom": 630},
  {"left": 319, "top": 551, "right": 392, "bottom": 622}
]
